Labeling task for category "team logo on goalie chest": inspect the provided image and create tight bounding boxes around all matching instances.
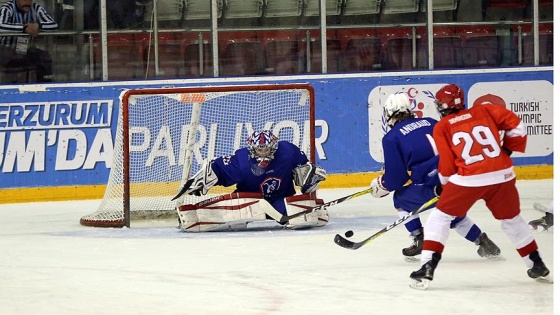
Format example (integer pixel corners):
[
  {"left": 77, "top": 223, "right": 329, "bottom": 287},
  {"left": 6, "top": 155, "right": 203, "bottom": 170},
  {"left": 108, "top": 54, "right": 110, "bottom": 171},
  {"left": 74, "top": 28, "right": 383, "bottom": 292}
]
[{"left": 261, "top": 177, "right": 282, "bottom": 195}]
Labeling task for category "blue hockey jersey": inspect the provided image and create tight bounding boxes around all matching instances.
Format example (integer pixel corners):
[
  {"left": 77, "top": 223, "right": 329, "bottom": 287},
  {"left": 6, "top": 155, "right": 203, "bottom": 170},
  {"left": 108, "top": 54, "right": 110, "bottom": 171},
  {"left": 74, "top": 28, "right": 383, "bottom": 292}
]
[
  {"left": 382, "top": 117, "right": 440, "bottom": 191},
  {"left": 211, "top": 141, "right": 309, "bottom": 202}
]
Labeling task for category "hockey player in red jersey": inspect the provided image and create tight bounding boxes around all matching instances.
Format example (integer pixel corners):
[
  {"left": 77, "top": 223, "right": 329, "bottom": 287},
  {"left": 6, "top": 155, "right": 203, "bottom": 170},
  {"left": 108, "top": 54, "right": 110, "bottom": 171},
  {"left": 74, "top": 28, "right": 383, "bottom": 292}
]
[
  {"left": 410, "top": 84, "right": 551, "bottom": 289},
  {"left": 371, "top": 93, "right": 500, "bottom": 261}
]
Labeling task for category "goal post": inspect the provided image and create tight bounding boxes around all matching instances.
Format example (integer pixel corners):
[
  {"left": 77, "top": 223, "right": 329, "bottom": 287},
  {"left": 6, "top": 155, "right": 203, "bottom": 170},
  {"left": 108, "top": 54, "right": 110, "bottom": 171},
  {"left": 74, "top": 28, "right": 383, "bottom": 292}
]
[{"left": 80, "top": 83, "right": 316, "bottom": 228}]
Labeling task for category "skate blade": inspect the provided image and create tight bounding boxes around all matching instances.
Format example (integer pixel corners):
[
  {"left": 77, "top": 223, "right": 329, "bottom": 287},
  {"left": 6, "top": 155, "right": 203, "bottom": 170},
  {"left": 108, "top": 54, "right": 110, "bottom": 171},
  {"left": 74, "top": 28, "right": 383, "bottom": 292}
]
[
  {"left": 409, "top": 279, "right": 431, "bottom": 290},
  {"left": 535, "top": 274, "right": 553, "bottom": 284},
  {"left": 404, "top": 256, "right": 420, "bottom": 263},
  {"left": 483, "top": 255, "right": 506, "bottom": 261},
  {"left": 529, "top": 225, "right": 548, "bottom": 232},
  {"left": 533, "top": 202, "right": 548, "bottom": 213}
]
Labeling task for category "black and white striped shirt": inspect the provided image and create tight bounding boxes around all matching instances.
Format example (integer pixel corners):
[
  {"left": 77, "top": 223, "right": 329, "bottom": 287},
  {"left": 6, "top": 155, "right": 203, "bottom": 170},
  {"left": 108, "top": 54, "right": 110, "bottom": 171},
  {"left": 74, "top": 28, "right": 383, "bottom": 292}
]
[{"left": 0, "top": 0, "right": 58, "bottom": 47}]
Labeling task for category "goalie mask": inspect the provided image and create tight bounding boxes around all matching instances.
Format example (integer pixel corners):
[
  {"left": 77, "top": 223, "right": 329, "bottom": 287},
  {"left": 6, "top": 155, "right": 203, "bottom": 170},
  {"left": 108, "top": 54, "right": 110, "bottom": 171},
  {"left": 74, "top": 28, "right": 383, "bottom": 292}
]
[
  {"left": 247, "top": 130, "right": 279, "bottom": 168},
  {"left": 384, "top": 93, "right": 413, "bottom": 127}
]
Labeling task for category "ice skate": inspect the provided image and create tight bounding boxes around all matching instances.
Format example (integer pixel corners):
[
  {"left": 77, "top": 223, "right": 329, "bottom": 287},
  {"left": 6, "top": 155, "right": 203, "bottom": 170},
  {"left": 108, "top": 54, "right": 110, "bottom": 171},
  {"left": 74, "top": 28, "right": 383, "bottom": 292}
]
[
  {"left": 410, "top": 252, "right": 441, "bottom": 290},
  {"left": 527, "top": 251, "right": 552, "bottom": 282},
  {"left": 529, "top": 212, "right": 553, "bottom": 232},
  {"left": 476, "top": 233, "right": 501, "bottom": 258},
  {"left": 403, "top": 228, "right": 423, "bottom": 262}
]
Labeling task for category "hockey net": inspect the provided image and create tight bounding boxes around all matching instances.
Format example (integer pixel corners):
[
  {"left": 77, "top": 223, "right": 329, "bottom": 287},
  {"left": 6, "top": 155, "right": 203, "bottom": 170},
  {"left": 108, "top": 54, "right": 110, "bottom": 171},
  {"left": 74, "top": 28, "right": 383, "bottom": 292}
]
[{"left": 80, "top": 84, "right": 315, "bottom": 227}]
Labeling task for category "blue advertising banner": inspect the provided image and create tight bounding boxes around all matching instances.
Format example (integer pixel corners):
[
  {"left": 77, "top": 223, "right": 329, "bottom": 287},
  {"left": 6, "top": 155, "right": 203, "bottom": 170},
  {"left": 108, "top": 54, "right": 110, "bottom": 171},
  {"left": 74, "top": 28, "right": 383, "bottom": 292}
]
[{"left": 0, "top": 68, "right": 553, "bottom": 189}]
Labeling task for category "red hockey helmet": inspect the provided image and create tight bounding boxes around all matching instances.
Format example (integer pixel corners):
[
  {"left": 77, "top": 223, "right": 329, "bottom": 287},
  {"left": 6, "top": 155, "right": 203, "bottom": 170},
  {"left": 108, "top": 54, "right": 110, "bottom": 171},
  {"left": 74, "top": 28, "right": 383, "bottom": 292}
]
[{"left": 435, "top": 84, "right": 465, "bottom": 116}]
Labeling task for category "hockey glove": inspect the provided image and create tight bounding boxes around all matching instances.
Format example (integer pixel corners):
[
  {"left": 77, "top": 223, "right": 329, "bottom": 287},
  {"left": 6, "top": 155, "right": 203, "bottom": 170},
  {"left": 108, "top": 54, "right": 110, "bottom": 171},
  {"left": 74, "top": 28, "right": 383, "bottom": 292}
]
[
  {"left": 370, "top": 175, "right": 390, "bottom": 198},
  {"left": 187, "top": 160, "right": 218, "bottom": 196},
  {"left": 503, "top": 147, "right": 513, "bottom": 156},
  {"left": 293, "top": 162, "right": 327, "bottom": 194}
]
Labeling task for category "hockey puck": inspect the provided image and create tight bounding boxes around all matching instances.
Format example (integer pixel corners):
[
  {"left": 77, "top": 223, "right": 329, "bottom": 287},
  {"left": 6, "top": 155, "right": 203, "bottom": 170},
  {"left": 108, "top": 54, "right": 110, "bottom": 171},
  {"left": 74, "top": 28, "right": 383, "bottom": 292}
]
[{"left": 345, "top": 230, "right": 354, "bottom": 238}]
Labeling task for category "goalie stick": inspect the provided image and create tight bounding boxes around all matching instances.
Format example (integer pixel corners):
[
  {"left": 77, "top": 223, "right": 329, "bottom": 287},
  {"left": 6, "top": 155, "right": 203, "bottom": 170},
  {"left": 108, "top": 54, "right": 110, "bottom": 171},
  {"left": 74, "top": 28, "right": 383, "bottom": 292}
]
[
  {"left": 171, "top": 178, "right": 195, "bottom": 201},
  {"left": 278, "top": 188, "right": 373, "bottom": 223},
  {"left": 333, "top": 196, "right": 439, "bottom": 250},
  {"left": 174, "top": 185, "right": 372, "bottom": 223}
]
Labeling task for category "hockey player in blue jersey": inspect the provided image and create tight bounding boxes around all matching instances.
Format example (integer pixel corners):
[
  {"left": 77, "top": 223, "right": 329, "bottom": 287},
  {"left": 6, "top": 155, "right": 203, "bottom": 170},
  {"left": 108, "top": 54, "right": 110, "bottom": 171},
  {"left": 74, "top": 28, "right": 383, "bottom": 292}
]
[
  {"left": 369, "top": 93, "right": 501, "bottom": 260},
  {"left": 176, "top": 130, "right": 328, "bottom": 232}
]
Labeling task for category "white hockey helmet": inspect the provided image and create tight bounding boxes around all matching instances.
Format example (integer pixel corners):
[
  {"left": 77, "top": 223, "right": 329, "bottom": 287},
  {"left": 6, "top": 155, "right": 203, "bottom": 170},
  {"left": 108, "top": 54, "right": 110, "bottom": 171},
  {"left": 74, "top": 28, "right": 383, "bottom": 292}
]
[{"left": 384, "top": 93, "right": 413, "bottom": 127}]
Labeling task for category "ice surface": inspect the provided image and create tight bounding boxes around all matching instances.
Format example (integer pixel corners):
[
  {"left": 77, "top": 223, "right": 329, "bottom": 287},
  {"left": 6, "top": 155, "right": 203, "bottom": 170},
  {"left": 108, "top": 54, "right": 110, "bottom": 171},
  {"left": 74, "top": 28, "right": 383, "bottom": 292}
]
[{"left": 0, "top": 180, "right": 554, "bottom": 315}]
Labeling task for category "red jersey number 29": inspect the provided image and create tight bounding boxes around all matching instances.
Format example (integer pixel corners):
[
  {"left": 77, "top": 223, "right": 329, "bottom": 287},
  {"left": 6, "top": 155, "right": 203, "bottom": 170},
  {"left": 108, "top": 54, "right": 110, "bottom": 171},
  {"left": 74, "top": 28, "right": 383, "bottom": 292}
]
[{"left": 453, "top": 125, "right": 501, "bottom": 165}]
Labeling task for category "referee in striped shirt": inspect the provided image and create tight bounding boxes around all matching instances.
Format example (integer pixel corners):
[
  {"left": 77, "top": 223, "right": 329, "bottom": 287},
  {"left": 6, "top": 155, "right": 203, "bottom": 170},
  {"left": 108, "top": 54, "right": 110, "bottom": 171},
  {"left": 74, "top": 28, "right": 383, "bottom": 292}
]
[{"left": 0, "top": 0, "right": 58, "bottom": 83}]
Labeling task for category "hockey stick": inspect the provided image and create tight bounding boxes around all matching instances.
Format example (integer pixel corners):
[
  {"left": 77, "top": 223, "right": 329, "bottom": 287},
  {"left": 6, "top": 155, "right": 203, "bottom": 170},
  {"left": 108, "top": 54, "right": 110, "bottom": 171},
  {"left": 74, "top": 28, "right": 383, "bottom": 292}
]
[
  {"left": 333, "top": 196, "right": 439, "bottom": 250},
  {"left": 174, "top": 186, "right": 372, "bottom": 222},
  {"left": 176, "top": 188, "right": 373, "bottom": 227},
  {"left": 171, "top": 178, "right": 194, "bottom": 201},
  {"left": 278, "top": 188, "right": 373, "bottom": 223}
]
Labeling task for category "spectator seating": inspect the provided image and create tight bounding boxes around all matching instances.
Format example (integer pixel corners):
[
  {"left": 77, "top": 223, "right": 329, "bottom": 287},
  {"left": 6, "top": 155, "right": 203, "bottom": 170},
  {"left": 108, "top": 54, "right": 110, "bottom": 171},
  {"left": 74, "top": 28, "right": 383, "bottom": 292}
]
[
  {"left": 342, "top": 38, "right": 383, "bottom": 72},
  {"left": 224, "top": 0, "right": 264, "bottom": 18},
  {"left": 420, "top": 0, "right": 458, "bottom": 11},
  {"left": 482, "top": 0, "right": 529, "bottom": 20},
  {"left": 264, "top": 0, "right": 304, "bottom": 17},
  {"left": 485, "top": 0, "right": 529, "bottom": 8},
  {"left": 93, "top": 34, "right": 146, "bottom": 80},
  {"left": 143, "top": 0, "right": 184, "bottom": 22},
  {"left": 184, "top": 42, "right": 213, "bottom": 76},
  {"left": 383, "top": 0, "right": 420, "bottom": 14},
  {"left": 417, "top": 36, "right": 462, "bottom": 69},
  {"left": 381, "top": 27, "right": 417, "bottom": 70},
  {"left": 87, "top": 24, "right": 553, "bottom": 80},
  {"left": 518, "top": 24, "right": 553, "bottom": 66},
  {"left": 143, "top": 33, "right": 186, "bottom": 78},
  {"left": 344, "top": 0, "right": 382, "bottom": 15},
  {"left": 220, "top": 41, "right": 265, "bottom": 76},
  {"left": 384, "top": 37, "right": 415, "bottom": 70},
  {"left": 308, "top": 38, "right": 343, "bottom": 73},
  {"left": 183, "top": 0, "right": 224, "bottom": 20},
  {"left": 463, "top": 35, "right": 500, "bottom": 67},
  {"left": 303, "top": 0, "right": 344, "bottom": 16},
  {"left": 0, "top": 59, "right": 36, "bottom": 84},
  {"left": 458, "top": 26, "right": 500, "bottom": 67},
  {"left": 264, "top": 40, "right": 301, "bottom": 74}
]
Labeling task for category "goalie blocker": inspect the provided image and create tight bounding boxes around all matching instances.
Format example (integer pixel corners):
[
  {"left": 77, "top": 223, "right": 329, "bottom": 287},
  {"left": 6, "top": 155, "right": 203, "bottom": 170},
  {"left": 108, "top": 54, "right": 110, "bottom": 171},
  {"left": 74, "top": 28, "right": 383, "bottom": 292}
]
[{"left": 176, "top": 193, "right": 329, "bottom": 232}]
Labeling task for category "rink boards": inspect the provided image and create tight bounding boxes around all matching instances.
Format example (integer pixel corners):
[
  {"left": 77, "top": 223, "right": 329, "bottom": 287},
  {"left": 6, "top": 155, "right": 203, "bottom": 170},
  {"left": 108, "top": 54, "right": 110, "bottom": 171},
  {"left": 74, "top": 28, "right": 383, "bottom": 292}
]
[{"left": 0, "top": 67, "right": 553, "bottom": 202}]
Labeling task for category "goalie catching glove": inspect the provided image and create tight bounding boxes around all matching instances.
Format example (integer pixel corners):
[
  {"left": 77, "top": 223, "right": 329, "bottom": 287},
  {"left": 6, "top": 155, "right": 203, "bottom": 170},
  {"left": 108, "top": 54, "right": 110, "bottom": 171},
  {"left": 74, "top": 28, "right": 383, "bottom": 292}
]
[
  {"left": 370, "top": 175, "right": 390, "bottom": 198},
  {"left": 186, "top": 160, "right": 219, "bottom": 196},
  {"left": 292, "top": 162, "right": 327, "bottom": 194}
]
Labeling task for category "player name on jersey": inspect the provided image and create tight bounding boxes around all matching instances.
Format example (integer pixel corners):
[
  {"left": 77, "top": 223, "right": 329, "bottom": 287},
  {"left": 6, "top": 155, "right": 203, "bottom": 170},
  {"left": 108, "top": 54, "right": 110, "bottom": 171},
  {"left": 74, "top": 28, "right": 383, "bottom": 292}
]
[{"left": 398, "top": 120, "right": 433, "bottom": 135}]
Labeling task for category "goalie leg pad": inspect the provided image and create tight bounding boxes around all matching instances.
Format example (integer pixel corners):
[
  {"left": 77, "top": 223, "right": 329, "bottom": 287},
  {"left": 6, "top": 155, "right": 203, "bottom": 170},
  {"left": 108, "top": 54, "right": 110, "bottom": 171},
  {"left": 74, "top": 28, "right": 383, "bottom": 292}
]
[
  {"left": 177, "top": 193, "right": 270, "bottom": 232},
  {"left": 285, "top": 194, "right": 329, "bottom": 229}
]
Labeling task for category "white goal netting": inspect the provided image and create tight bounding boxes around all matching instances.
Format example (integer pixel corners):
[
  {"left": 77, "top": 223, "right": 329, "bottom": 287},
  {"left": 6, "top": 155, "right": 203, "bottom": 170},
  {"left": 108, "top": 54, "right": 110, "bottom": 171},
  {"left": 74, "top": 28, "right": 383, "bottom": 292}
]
[{"left": 80, "top": 84, "right": 315, "bottom": 227}]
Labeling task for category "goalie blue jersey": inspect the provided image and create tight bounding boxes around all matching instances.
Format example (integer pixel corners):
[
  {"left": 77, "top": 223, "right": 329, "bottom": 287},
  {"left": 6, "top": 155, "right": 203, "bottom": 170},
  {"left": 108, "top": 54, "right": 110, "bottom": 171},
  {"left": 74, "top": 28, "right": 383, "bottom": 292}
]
[
  {"left": 382, "top": 117, "right": 440, "bottom": 191},
  {"left": 210, "top": 141, "right": 309, "bottom": 202}
]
